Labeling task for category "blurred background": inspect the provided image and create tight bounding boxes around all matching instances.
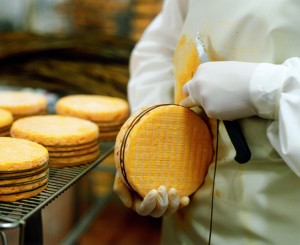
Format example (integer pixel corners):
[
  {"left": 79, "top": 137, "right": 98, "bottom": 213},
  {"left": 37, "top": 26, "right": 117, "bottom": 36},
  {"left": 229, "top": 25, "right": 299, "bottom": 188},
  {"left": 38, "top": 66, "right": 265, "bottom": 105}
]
[{"left": 0, "top": 0, "right": 163, "bottom": 244}]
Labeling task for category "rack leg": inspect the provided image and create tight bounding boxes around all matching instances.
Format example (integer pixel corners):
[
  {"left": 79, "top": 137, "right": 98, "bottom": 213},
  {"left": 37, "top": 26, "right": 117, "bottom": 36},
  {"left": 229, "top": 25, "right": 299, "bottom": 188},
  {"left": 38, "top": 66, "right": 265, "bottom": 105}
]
[{"left": 24, "top": 211, "right": 43, "bottom": 245}]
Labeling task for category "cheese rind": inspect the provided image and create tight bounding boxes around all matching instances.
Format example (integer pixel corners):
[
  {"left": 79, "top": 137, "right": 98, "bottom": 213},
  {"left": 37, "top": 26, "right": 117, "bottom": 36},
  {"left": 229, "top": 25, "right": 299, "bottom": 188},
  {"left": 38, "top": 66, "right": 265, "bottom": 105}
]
[
  {"left": 10, "top": 115, "right": 99, "bottom": 146},
  {"left": 0, "top": 91, "right": 47, "bottom": 116},
  {"left": 55, "top": 94, "right": 129, "bottom": 141},
  {"left": 115, "top": 104, "right": 213, "bottom": 198},
  {"left": 55, "top": 94, "right": 130, "bottom": 122},
  {"left": 0, "top": 137, "right": 49, "bottom": 172},
  {"left": 0, "top": 108, "right": 13, "bottom": 127}
]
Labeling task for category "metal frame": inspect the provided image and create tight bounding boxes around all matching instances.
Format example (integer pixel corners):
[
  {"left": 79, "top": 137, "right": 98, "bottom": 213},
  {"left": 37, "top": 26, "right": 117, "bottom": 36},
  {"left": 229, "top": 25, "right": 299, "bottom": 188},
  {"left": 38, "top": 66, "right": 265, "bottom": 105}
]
[{"left": 0, "top": 141, "right": 115, "bottom": 245}]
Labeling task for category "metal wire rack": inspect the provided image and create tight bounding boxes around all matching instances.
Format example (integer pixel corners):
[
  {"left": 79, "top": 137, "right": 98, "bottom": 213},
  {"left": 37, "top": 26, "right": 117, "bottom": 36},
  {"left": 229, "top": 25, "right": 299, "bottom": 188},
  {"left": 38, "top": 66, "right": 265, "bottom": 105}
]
[{"left": 0, "top": 141, "right": 115, "bottom": 245}]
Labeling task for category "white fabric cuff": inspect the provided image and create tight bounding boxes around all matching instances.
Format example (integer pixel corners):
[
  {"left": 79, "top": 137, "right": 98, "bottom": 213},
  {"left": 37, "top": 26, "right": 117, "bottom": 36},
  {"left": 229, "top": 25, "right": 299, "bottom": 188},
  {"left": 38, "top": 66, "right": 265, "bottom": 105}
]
[{"left": 250, "top": 63, "right": 287, "bottom": 120}]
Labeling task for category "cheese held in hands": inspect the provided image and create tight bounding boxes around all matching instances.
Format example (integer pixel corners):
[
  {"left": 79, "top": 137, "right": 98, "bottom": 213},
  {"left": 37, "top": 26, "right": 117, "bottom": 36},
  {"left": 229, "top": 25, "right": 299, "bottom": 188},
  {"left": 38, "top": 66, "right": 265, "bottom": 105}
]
[{"left": 114, "top": 104, "right": 213, "bottom": 198}]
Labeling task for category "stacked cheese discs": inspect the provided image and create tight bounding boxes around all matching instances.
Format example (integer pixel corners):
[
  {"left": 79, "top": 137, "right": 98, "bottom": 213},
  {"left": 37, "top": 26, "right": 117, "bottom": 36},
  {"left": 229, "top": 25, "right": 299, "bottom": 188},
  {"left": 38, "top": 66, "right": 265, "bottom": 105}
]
[
  {"left": 0, "top": 91, "right": 47, "bottom": 120},
  {"left": 10, "top": 115, "right": 100, "bottom": 168},
  {"left": 55, "top": 95, "right": 130, "bottom": 141},
  {"left": 114, "top": 104, "right": 214, "bottom": 198},
  {"left": 0, "top": 109, "right": 13, "bottom": 136},
  {"left": 0, "top": 137, "right": 49, "bottom": 202}
]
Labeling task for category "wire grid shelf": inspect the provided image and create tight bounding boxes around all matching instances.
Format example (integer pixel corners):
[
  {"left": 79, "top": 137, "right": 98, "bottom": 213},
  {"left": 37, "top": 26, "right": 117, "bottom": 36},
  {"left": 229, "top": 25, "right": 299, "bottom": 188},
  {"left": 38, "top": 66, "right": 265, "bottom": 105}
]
[{"left": 0, "top": 141, "right": 115, "bottom": 231}]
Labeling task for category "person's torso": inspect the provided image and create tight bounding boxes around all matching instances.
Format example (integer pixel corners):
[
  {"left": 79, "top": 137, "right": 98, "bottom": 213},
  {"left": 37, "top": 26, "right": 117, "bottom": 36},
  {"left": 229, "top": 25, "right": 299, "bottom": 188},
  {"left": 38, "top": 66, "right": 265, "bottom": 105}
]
[{"left": 167, "top": 1, "right": 300, "bottom": 244}]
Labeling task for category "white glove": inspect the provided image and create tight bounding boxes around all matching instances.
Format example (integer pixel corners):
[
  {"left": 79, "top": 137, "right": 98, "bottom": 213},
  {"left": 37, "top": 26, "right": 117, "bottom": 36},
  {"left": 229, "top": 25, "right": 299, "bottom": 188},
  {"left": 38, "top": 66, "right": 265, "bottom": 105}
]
[
  {"left": 113, "top": 172, "right": 190, "bottom": 218},
  {"left": 180, "top": 61, "right": 258, "bottom": 120}
]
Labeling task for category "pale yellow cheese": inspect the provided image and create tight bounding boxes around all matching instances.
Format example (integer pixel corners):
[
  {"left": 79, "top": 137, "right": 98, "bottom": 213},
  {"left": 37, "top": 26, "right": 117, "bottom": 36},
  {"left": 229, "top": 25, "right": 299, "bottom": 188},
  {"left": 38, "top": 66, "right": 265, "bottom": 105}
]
[
  {"left": 10, "top": 115, "right": 99, "bottom": 146},
  {"left": 0, "top": 173, "right": 48, "bottom": 195},
  {"left": 0, "top": 137, "right": 49, "bottom": 172},
  {"left": 55, "top": 94, "right": 130, "bottom": 122},
  {"left": 48, "top": 144, "right": 99, "bottom": 157},
  {"left": 0, "top": 91, "right": 47, "bottom": 116},
  {"left": 0, "top": 108, "right": 13, "bottom": 127},
  {"left": 49, "top": 149, "right": 100, "bottom": 167},
  {"left": 45, "top": 140, "right": 99, "bottom": 152},
  {"left": 0, "top": 184, "right": 47, "bottom": 202}
]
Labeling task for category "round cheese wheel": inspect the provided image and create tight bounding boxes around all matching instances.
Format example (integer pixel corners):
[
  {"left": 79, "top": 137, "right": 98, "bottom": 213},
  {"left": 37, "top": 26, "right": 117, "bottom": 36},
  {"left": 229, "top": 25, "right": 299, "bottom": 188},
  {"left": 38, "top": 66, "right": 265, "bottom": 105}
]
[{"left": 114, "top": 104, "right": 213, "bottom": 198}]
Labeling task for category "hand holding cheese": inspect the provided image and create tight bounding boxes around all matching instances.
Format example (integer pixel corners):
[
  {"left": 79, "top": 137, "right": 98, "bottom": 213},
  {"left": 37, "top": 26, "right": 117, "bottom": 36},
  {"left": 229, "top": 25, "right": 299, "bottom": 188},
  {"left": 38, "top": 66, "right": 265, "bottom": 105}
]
[
  {"left": 180, "top": 61, "right": 258, "bottom": 120},
  {"left": 114, "top": 172, "right": 189, "bottom": 217}
]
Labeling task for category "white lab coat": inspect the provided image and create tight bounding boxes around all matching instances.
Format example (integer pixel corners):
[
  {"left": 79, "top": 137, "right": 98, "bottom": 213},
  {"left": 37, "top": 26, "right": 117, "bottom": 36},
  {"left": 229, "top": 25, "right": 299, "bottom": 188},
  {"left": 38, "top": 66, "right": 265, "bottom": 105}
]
[{"left": 128, "top": 0, "right": 300, "bottom": 244}]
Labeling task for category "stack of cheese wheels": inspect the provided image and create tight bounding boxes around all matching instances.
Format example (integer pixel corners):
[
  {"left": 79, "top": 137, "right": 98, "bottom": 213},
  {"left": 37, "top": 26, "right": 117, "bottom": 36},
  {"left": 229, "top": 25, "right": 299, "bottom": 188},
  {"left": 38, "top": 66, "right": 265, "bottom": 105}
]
[
  {"left": 10, "top": 115, "right": 100, "bottom": 168},
  {"left": 0, "top": 109, "right": 13, "bottom": 136},
  {"left": 0, "top": 137, "right": 49, "bottom": 202},
  {"left": 0, "top": 91, "right": 47, "bottom": 120},
  {"left": 114, "top": 104, "right": 214, "bottom": 198},
  {"left": 55, "top": 94, "right": 130, "bottom": 141}
]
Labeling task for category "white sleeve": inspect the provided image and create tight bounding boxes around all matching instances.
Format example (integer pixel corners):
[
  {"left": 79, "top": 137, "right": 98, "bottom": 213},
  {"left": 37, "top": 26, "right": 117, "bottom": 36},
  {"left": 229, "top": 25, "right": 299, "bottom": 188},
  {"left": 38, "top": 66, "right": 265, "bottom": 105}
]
[
  {"left": 128, "top": 0, "right": 189, "bottom": 113},
  {"left": 250, "top": 57, "right": 300, "bottom": 176}
]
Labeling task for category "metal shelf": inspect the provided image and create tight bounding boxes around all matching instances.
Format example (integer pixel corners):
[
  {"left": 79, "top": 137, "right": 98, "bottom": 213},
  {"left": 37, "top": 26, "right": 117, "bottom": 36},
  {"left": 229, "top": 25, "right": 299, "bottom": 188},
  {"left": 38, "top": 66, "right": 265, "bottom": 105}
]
[{"left": 0, "top": 141, "right": 115, "bottom": 245}]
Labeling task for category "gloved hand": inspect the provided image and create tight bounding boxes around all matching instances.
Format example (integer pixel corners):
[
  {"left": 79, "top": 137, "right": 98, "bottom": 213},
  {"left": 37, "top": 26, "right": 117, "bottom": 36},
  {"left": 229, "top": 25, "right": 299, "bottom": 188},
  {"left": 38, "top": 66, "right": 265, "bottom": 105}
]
[
  {"left": 180, "top": 61, "right": 258, "bottom": 120},
  {"left": 113, "top": 172, "right": 190, "bottom": 218}
]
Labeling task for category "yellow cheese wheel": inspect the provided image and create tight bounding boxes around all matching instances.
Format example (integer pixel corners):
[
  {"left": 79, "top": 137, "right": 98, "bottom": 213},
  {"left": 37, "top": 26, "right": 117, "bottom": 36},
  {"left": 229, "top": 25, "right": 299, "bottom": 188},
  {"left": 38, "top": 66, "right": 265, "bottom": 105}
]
[
  {"left": 0, "top": 137, "right": 49, "bottom": 172},
  {"left": 49, "top": 149, "right": 100, "bottom": 168},
  {"left": 114, "top": 104, "right": 213, "bottom": 198},
  {"left": 0, "top": 184, "right": 47, "bottom": 202},
  {"left": 10, "top": 115, "right": 99, "bottom": 146},
  {"left": 55, "top": 94, "right": 130, "bottom": 123},
  {"left": 0, "top": 91, "right": 47, "bottom": 116},
  {"left": 0, "top": 108, "right": 13, "bottom": 127}
]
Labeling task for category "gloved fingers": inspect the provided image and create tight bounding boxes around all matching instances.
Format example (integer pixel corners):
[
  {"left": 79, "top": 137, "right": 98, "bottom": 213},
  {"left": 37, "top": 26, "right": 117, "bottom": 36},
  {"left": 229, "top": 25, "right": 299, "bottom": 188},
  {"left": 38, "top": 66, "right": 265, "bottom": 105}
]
[
  {"left": 134, "top": 189, "right": 158, "bottom": 216},
  {"left": 179, "top": 196, "right": 190, "bottom": 209},
  {"left": 113, "top": 172, "right": 133, "bottom": 208},
  {"left": 164, "top": 188, "right": 180, "bottom": 216},
  {"left": 179, "top": 96, "right": 198, "bottom": 108},
  {"left": 180, "top": 81, "right": 198, "bottom": 108},
  {"left": 179, "top": 96, "right": 197, "bottom": 108},
  {"left": 151, "top": 186, "right": 169, "bottom": 218},
  {"left": 182, "top": 80, "right": 190, "bottom": 95}
]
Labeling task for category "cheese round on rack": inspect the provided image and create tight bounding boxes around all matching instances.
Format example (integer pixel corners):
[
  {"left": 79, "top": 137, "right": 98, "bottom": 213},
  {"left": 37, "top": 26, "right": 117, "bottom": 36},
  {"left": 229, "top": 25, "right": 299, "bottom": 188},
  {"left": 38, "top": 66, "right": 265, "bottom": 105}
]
[
  {"left": 55, "top": 94, "right": 130, "bottom": 141},
  {"left": 0, "top": 91, "right": 47, "bottom": 119},
  {"left": 10, "top": 115, "right": 99, "bottom": 146},
  {"left": 114, "top": 104, "right": 213, "bottom": 198},
  {"left": 55, "top": 94, "right": 130, "bottom": 122},
  {"left": 0, "top": 137, "right": 49, "bottom": 202},
  {"left": 0, "top": 137, "right": 48, "bottom": 172},
  {"left": 0, "top": 108, "right": 13, "bottom": 136},
  {"left": 10, "top": 115, "right": 100, "bottom": 167}
]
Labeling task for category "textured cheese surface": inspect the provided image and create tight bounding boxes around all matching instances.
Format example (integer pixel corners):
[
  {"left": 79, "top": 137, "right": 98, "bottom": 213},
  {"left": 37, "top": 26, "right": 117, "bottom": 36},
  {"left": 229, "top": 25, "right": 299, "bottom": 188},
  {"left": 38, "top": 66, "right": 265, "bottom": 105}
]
[
  {"left": 49, "top": 149, "right": 100, "bottom": 167},
  {"left": 0, "top": 91, "right": 47, "bottom": 115},
  {"left": 0, "top": 137, "right": 49, "bottom": 171},
  {"left": 0, "top": 169, "right": 48, "bottom": 185},
  {"left": 56, "top": 94, "right": 130, "bottom": 122},
  {"left": 45, "top": 140, "right": 98, "bottom": 152},
  {"left": 0, "top": 109, "right": 13, "bottom": 127},
  {"left": 11, "top": 115, "right": 99, "bottom": 146},
  {"left": 115, "top": 104, "right": 213, "bottom": 198},
  {"left": 0, "top": 174, "right": 48, "bottom": 194},
  {"left": 0, "top": 184, "right": 47, "bottom": 202},
  {"left": 49, "top": 144, "right": 99, "bottom": 157}
]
